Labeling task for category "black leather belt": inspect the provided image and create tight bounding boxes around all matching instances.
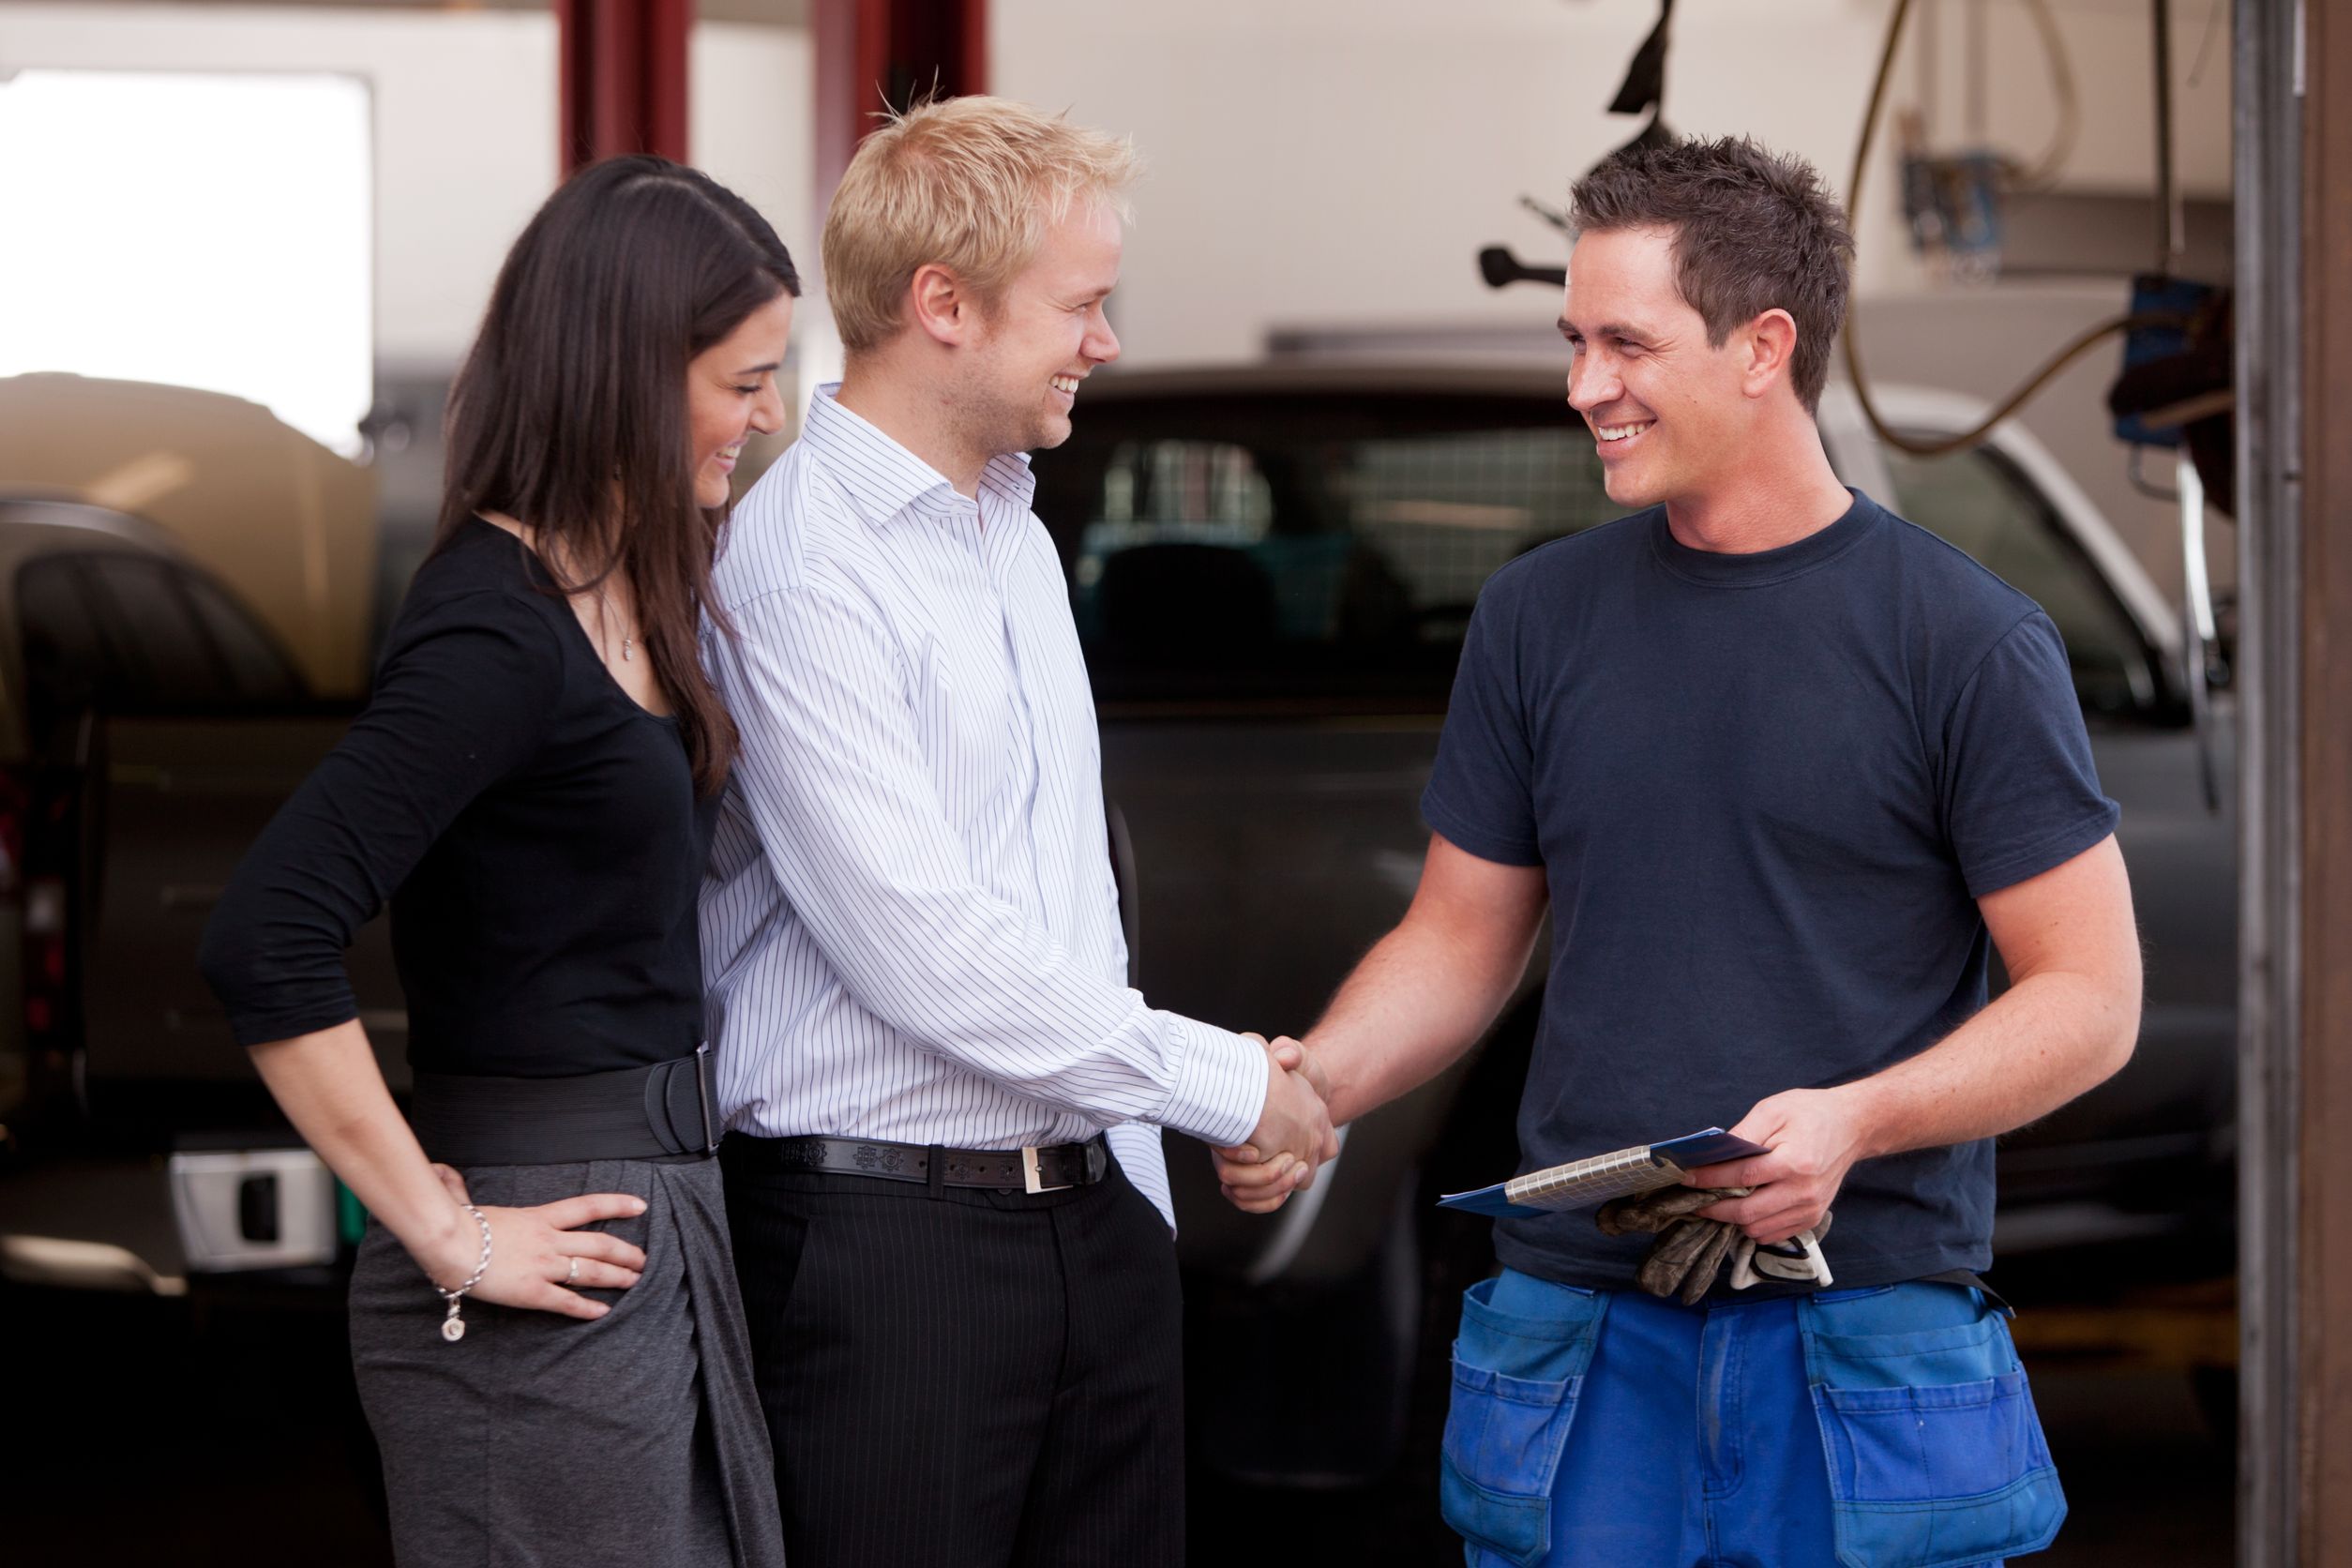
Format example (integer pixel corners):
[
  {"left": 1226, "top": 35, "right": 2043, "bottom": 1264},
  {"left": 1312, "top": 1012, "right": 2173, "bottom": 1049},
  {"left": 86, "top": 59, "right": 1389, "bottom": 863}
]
[
  {"left": 724, "top": 1132, "right": 1109, "bottom": 1194},
  {"left": 410, "top": 1046, "right": 718, "bottom": 1167}
]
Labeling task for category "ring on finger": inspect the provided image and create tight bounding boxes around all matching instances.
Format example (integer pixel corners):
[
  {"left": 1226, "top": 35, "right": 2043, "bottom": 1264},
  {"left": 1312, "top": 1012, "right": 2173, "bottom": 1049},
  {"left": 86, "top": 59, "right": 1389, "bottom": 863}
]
[{"left": 565, "top": 1255, "right": 580, "bottom": 1287}]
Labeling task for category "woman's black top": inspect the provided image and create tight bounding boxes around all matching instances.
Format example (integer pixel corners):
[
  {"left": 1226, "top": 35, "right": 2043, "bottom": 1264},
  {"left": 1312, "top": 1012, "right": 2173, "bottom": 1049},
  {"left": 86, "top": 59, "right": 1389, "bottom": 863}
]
[{"left": 199, "top": 518, "right": 720, "bottom": 1077}]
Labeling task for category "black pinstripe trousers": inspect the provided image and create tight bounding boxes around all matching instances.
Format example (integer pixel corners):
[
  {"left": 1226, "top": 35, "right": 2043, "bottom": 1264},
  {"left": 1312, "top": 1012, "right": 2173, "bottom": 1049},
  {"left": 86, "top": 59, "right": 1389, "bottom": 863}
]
[{"left": 719, "top": 1138, "right": 1185, "bottom": 1568}]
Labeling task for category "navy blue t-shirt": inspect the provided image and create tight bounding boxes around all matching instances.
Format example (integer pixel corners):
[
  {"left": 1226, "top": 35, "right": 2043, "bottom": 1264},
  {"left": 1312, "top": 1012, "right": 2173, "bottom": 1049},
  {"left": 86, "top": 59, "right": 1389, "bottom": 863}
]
[{"left": 1423, "top": 490, "right": 2119, "bottom": 1292}]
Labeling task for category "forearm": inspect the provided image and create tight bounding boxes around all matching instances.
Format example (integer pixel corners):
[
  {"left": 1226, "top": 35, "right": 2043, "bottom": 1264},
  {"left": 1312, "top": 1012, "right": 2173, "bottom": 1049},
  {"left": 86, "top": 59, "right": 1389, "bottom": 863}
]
[
  {"left": 1687, "top": 968, "right": 2140, "bottom": 1246},
  {"left": 1693, "top": 837, "right": 2141, "bottom": 1244},
  {"left": 1843, "top": 966, "right": 2140, "bottom": 1160},
  {"left": 796, "top": 873, "right": 1266, "bottom": 1141},
  {"left": 1310, "top": 912, "right": 1538, "bottom": 1126},
  {"left": 248, "top": 1021, "right": 467, "bottom": 1278}
]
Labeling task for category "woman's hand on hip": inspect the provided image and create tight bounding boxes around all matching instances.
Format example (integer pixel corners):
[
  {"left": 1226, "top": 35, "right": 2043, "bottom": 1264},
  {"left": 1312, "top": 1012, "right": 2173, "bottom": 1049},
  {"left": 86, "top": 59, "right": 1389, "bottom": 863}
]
[{"left": 411, "top": 1165, "right": 651, "bottom": 1320}]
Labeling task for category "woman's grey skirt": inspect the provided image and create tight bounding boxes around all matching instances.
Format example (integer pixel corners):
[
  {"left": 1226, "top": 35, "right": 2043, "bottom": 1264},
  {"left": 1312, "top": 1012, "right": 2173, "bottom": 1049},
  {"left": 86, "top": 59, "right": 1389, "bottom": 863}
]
[{"left": 349, "top": 1153, "right": 785, "bottom": 1567}]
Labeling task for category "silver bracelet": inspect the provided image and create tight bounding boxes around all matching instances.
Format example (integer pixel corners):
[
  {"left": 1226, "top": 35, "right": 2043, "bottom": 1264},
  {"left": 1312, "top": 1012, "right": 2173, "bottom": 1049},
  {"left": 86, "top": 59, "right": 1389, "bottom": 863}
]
[{"left": 434, "top": 1203, "right": 492, "bottom": 1344}]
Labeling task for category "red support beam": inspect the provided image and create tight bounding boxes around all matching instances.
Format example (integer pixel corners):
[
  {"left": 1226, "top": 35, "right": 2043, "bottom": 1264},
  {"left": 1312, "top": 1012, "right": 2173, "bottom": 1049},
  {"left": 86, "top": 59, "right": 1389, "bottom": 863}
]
[
  {"left": 812, "top": 0, "right": 988, "bottom": 245},
  {"left": 962, "top": 0, "right": 988, "bottom": 97},
  {"left": 557, "top": 0, "right": 695, "bottom": 173}
]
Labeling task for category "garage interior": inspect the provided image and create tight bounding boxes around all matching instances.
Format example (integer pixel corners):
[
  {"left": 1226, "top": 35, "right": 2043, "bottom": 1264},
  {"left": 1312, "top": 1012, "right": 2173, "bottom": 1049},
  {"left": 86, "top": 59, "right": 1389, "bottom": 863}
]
[{"left": 0, "top": 1, "right": 2344, "bottom": 1563}]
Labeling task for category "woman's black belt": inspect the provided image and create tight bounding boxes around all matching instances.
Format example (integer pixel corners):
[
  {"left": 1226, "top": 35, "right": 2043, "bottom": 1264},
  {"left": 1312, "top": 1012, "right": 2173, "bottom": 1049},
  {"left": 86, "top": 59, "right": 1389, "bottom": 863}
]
[{"left": 409, "top": 1046, "right": 718, "bottom": 1167}]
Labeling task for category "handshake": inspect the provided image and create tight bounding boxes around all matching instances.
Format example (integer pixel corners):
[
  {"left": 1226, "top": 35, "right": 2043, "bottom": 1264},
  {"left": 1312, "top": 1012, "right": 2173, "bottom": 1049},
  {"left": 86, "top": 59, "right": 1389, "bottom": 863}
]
[{"left": 1211, "top": 1034, "right": 1340, "bottom": 1214}]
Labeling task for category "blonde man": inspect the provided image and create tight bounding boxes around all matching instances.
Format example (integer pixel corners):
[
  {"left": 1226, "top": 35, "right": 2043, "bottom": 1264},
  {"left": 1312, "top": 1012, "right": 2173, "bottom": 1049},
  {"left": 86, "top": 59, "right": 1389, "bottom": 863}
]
[{"left": 701, "top": 96, "right": 1334, "bottom": 1566}]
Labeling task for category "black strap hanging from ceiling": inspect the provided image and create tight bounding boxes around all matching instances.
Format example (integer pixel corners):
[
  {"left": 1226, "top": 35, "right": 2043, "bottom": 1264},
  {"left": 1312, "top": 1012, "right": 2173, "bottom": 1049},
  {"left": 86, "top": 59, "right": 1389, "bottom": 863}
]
[
  {"left": 1606, "top": 0, "right": 1675, "bottom": 116},
  {"left": 1477, "top": 0, "right": 1678, "bottom": 284},
  {"left": 1605, "top": 0, "right": 1677, "bottom": 156}
]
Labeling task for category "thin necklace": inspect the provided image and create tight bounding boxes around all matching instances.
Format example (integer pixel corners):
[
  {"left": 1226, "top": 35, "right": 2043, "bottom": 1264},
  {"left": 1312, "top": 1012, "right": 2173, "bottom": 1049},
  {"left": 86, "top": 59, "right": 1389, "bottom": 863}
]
[{"left": 594, "top": 581, "right": 635, "bottom": 662}]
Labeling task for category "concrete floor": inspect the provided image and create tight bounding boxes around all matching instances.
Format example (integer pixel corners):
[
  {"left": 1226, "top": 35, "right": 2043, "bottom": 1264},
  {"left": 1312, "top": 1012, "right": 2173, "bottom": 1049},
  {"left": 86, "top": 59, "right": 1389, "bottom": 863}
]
[{"left": 6, "top": 1287, "right": 2232, "bottom": 1566}]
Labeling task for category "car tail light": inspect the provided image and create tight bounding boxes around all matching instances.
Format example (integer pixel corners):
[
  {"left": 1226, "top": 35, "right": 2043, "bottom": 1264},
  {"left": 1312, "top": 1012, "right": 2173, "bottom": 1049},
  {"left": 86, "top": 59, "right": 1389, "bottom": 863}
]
[
  {"left": 23, "top": 874, "right": 65, "bottom": 1038},
  {"left": 7, "top": 763, "right": 73, "bottom": 1071}
]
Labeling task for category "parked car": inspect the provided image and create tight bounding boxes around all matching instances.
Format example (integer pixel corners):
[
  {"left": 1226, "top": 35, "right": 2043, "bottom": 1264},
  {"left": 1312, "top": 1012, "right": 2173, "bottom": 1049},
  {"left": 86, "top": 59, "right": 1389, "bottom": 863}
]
[
  {"left": 0, "top": 379, "right": 396, "bottom": 1299},
  {"left": 1022, "top": 359, "right": 2237, "bottom": 1485}
]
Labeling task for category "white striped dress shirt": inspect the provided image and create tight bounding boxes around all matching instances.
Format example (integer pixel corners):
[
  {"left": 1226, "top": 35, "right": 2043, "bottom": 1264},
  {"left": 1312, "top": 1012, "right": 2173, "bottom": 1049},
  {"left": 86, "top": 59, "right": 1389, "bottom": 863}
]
[{"left": 699, "top": 385, "right": 1270, "bottom": 1228}]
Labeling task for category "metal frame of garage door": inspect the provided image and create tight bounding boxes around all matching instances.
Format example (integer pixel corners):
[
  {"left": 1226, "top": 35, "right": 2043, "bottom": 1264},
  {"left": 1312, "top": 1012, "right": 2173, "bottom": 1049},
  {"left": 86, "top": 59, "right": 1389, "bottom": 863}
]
[{"left": 2238, "top": 0, "right": 2352, "bottom": 1562}]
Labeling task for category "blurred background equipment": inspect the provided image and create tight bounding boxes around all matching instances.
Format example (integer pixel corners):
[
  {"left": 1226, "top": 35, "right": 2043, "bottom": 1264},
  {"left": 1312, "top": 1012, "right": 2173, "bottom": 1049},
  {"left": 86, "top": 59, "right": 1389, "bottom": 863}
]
[
  {"left": 1891, "top": 0, "right": 2078, "bottom": 283},
  {"left": 1597, "top": 0, "right": 1674, "bottom": 158}
]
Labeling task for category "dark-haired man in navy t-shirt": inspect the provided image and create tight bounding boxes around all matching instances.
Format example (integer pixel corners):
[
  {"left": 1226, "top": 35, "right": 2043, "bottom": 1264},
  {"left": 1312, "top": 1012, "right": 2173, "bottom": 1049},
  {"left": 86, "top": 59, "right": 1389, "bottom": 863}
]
[{"left": 1216, "top": 137, "right": 2141, "bottom": 1567}]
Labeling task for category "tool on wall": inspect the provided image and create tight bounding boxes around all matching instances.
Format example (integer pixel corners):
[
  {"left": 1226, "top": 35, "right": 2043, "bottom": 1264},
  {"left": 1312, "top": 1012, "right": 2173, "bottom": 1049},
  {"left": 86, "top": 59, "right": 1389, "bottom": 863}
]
[
  {"left": 1474, "top": 0, "right": 1678, "bottom": 294},
  {"left": 1889, "top": 0, "right": 2078, "bottom": 282},
  {"left": 1842, "top": 0, "right": 2148, "bottom": 459}
]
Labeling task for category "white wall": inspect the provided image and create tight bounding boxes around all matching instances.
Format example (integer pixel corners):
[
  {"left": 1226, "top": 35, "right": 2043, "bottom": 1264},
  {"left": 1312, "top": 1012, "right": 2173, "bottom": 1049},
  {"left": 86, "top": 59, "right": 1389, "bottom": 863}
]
[
  {"left": 989, "top": 0, "right": 2232, "bottom": 367},
  {"left": 0, "top": 4, "right": 558, "bottom": 369},
  {"left": 691, "top": 23, "right": 819, "bottom": 289},
  {"left": 0, "top": 0, "right": 2224, "bottom": 379},
  {"left": 0, "top": 4, "right": 813, "bottom": 375}
]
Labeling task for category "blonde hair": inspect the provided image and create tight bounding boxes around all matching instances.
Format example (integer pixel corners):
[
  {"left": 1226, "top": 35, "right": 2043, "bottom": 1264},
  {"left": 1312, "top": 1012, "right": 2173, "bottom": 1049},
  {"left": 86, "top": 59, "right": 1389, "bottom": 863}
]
[{"left": 822, "top": 96, "right": 1140, "bottom": 354}]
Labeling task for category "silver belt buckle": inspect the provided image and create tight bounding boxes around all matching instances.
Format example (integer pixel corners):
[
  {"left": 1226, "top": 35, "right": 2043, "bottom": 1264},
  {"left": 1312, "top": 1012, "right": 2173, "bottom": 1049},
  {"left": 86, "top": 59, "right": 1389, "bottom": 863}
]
[{"left": 1021, "top": 1146, "right": 1071, "bottom": 1194}]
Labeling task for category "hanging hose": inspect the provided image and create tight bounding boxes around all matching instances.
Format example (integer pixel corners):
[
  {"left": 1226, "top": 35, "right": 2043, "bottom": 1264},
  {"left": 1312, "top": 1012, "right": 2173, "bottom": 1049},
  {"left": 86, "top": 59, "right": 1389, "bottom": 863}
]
[
  {"left": 1843, "top": 0, "right": 2154, "bottom": 458},
  {"left": 2007, "top": 0, "right": 2081, "bottom": 192}
]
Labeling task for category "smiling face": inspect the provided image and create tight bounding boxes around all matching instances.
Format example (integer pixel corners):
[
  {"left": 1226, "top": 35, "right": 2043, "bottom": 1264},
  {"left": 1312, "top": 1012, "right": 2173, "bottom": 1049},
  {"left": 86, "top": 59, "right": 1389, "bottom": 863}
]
[
  {"left": 686, "top": 290, "right": 796, "bottom": 507},
  {"left": 1560, "top": 224, "right": 1756, "bottom": 513},
  {"left": 951, "top": 197, "right": 1123, "bottom": 460}
]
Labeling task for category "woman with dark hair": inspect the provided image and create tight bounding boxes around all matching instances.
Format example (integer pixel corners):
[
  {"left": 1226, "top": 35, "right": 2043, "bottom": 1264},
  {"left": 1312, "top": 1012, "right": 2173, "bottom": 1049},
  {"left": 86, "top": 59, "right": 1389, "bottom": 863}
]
[{"left": 198, "top": 156, "right": 796, "bottom": 1566}]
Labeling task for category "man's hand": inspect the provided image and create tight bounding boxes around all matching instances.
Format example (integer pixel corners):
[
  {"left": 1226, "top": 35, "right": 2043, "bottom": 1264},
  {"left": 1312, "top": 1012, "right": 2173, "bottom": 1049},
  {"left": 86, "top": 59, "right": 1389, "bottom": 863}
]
[
  {"left": 1213, "top": 1036, "right": 1337, "bottom": 1214},
  {"left": 1683, "top": 1086, "right": 1874, "bottom": 1245}
]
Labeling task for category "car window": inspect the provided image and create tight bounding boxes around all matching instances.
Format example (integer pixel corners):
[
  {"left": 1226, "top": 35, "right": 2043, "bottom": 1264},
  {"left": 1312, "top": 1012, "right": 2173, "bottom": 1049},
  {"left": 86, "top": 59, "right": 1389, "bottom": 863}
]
[
  {"left": 79, "top": 554, "right": 235, "bottom": 706},
  {"left": 16, "top": 557, "right": 112, "bottom": 724},
  {"left": 17, "top": 552, "right": 305, "bottom": 726},
  {"left": 1036, "top": 397, "right": 1615, "bottom": 700},
  {"left": 1034, "top": 389, "right": 2169, "bottom": 717},
  {"left": 180, "top": 571, "right": 304, "bottom": 701},
  {"left": 1880, "top": 442, "right": 2165, "bottom": 721}
]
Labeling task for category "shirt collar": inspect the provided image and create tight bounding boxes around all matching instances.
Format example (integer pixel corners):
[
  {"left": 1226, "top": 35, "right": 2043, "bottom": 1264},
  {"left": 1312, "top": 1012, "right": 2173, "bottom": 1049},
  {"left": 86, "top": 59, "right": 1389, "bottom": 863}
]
[{"left": 804, "top": 384, "right": 1038, "bottom": 527}]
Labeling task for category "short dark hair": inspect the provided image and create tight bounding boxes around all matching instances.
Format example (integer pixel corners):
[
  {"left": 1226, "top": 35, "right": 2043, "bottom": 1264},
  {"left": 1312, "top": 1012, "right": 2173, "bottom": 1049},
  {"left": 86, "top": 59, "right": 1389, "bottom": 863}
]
[
  {"left": 440, "top": 156, "right": 800, "bottom": 793},
  {"left": 1569, "top": 136, "right": 1854, "bottom": 413}
]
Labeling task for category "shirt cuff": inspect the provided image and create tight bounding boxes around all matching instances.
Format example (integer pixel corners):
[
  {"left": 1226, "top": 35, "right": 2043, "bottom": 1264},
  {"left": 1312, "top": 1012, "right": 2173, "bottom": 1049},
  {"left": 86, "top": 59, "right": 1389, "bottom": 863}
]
[{"left": 1155, "top": 1014, "right": 1268, "bottom": 1148}]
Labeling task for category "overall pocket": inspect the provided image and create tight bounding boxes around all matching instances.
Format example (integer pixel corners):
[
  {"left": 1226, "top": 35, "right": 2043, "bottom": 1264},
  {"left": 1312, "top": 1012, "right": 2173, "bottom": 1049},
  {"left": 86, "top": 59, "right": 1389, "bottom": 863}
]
[
  {"left": 1438, "top": 1273, "right": 1608, "bottom": 1567},
  {"left": 1800, "top": 1284, "right": 2066, "bottom": 1568}
]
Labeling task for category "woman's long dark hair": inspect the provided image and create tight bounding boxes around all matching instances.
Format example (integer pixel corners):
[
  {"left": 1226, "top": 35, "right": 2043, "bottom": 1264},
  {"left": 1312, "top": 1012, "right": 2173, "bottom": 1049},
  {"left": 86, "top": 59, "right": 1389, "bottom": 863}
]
[{"left": 437, "top": 156, "right": 800, "bottom": 792}]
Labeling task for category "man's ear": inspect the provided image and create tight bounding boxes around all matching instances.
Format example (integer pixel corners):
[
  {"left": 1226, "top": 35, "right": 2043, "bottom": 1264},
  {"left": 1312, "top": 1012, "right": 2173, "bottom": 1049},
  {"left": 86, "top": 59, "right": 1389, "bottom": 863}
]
[
  {"left": 908, "top": 262, "right": 972, "bottom": 348},
  {"left": 1743, "top": 309, "right": 1800, "bottom": 400}
]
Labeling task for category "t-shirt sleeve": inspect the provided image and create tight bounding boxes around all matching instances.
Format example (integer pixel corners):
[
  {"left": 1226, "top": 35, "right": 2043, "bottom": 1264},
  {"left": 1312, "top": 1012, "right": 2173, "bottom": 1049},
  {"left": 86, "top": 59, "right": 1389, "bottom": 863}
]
[
  {"left": 197, "top": 589, "right": 565, "bottom": 1047},
  {"left": 1421, "top": 583, "right": 1543, "bottom": 867},
  {"left": 1940, "top": 611, "right": 2121, "bottom": 898}
]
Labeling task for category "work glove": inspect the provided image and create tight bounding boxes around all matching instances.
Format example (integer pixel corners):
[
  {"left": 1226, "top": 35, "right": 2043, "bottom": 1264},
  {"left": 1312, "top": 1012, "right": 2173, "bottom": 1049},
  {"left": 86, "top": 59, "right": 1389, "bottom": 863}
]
[
  {"left": 1729, "top": 1213, "right": 1835, "bottom": 1291},
  {"left": 1595, "top": 1186, "right": 1833, "bottom": 1304}
]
